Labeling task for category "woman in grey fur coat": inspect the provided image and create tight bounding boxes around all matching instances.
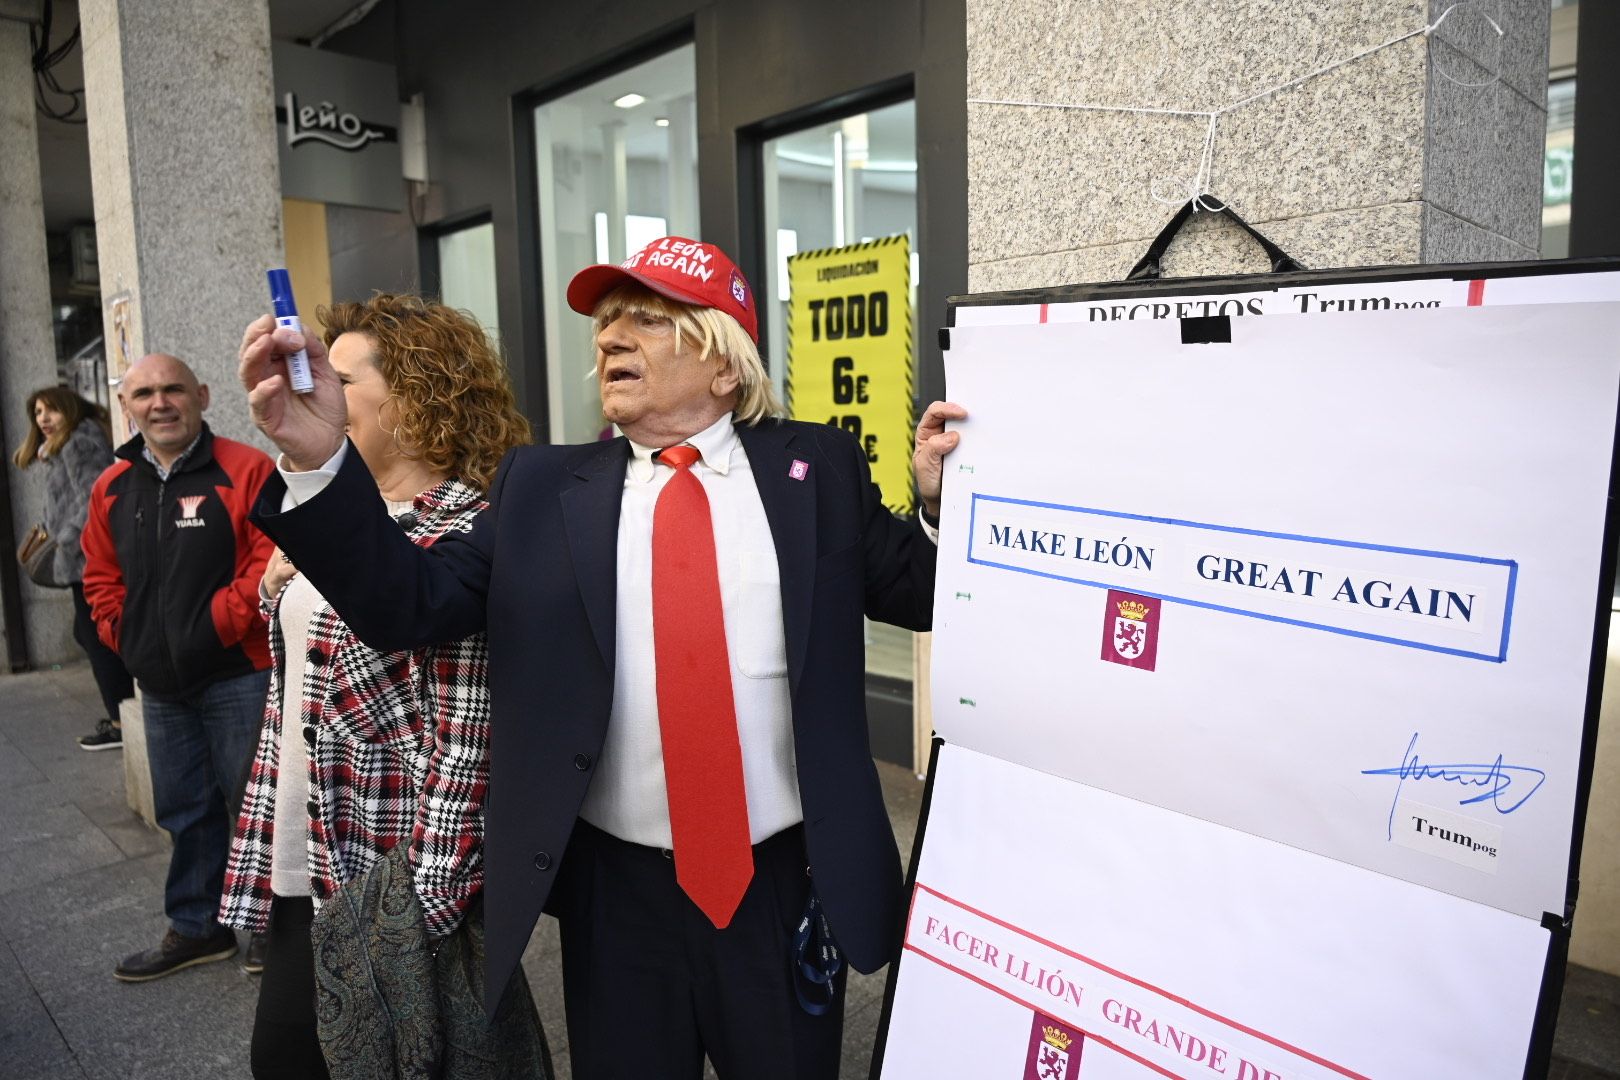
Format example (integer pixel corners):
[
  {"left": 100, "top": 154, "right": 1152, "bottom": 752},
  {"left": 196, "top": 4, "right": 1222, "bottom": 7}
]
[{"left": 13, "top": 386, "right": 133, "bottom": 749}]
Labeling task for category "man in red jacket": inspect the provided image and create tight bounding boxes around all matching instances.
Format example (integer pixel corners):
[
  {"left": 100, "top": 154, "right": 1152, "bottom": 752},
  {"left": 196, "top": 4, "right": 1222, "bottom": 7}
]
[{"left": 82, "top": 353, "right": 276, "bottom": 981}]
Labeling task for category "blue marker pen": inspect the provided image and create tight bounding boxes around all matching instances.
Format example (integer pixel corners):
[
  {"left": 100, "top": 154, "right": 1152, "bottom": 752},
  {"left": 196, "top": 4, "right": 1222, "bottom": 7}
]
[{"left": 267, "top": 269, "right": 315, "bottom": 394}]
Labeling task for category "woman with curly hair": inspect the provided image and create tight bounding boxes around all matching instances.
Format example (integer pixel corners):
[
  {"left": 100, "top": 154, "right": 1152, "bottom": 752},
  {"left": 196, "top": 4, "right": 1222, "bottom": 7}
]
[
  {"left": 12, "top": 387, "right": 134, "bottom": 749},
  {"left": 220, "top": 295, "right": 541, "bottom": 1078}
]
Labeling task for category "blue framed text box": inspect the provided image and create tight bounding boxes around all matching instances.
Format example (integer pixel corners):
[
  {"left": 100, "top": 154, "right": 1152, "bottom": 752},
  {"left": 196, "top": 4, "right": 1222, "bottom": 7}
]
[{"left": 965, "top": 493, "right": 1518, "bottom": 663}]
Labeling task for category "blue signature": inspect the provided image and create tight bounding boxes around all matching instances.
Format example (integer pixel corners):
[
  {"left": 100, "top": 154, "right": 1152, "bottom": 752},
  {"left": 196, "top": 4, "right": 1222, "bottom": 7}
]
[{"left": 1361, "top": 732, "right": 1546, "bottom": 840}]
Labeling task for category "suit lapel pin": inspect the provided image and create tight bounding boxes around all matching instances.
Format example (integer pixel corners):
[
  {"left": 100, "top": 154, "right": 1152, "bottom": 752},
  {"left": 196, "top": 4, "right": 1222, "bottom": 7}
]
[{"left": 789, "top": 459, "right": 809, "bottom": 481}]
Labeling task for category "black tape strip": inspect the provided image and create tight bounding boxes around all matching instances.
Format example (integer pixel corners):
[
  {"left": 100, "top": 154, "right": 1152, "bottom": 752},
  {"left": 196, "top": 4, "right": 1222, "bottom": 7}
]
[
  {"left": 1180, "top": 315, "right": 1231, "bottom": 344},
  {"left": 939, "top": 327, "right": 951, "bottom": 352},
  {"left": 1541, "top": 910, "right": 1569, "bottom": 933}
]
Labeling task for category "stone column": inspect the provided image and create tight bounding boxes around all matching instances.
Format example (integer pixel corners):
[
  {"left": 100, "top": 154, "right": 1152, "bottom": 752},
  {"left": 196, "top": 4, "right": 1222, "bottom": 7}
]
[
  {"left": 81, "top": 0, "right": 284, "bottom": 446},
  {"left": 966, "top": 0, "right": 1548, "bottom": 288},
  {"left": 0, "top": 2, "right": 78, "bottom": 670},
  {"left": 81, "top": 0, "right": 284, "bottom": 822}
]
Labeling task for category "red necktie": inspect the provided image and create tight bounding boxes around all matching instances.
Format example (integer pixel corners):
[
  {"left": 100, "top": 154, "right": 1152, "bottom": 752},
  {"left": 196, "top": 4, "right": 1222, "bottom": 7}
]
[{"left": 652, "top": 444, "right": 753, "bottom": 928}]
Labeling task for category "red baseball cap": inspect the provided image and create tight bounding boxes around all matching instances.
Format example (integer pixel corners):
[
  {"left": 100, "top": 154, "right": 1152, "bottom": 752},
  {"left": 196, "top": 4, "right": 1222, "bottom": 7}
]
[{"left": 566, "top": 236, "right": 759, "bottom": 343}]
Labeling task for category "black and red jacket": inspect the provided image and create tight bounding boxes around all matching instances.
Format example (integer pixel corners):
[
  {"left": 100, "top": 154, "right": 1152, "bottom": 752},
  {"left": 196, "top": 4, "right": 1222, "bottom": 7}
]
[{"left": 82, "top": 424, "right": 275, "bottom": 698}]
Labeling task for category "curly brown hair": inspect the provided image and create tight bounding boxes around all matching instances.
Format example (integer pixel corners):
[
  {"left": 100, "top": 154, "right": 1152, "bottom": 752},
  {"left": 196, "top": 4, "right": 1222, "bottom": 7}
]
[{"left": 319, "top": 294, "right": 531, "bottom": 492}]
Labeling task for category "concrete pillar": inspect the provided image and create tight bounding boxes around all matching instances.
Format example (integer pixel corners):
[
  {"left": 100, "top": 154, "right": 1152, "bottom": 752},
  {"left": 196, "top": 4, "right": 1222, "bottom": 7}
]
[
  {"left": 665, "top": 94, "right": 698, "bottom": 238},
  {"left": 0, "top": 3, "right": 78, "bottom": 670},
  {"left": 80, "top": 0, "right": 284, "bottom": 448},
  {"left": 965, "top": 0, "right": 1548, "bottom": 288},
  {"left": 603, "top": 122, "right": 628, "bottom": 262},
  {"left": 81, "top": 0, "right": 284, "bottom": 822}
]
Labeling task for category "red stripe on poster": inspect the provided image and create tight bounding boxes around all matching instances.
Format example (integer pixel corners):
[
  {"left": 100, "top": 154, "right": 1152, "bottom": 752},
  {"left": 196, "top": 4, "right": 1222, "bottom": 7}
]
[
  {"left": 1468, "top": 279, "right": 1486, "bottom": 306},
  {"left": 903, "top": 944, "right": 1186, "bottom": 1080},
  {"left": 908, "top": 882, "right": 1370, "bottom": 1079}
]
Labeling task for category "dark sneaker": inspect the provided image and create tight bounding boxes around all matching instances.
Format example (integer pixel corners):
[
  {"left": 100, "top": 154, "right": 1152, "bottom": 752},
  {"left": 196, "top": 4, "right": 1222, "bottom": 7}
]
[
  {"left": 113, "top": 927, "right": 237, "bottom": 982},
  {"left": 242, "top": 931, "right": 269, "bottom": 975},
  {"left": 78, "top": 720, "right": 122, "bottom": 752}
]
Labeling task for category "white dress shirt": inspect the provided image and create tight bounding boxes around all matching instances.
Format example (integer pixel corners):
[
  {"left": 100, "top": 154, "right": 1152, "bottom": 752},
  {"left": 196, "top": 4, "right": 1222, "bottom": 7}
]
[
  {"left": 280, "top": 414, "right": 805, "bottom": 850},
  {"left": 579, "top": 413, "right": 801, "bottom": 848}
]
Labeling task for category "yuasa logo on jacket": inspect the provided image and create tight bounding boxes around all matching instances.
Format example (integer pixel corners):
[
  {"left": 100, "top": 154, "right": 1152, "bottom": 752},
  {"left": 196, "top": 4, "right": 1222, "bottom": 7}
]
[{"left": 174, "top": 495, "right": 208, "bottom": 529}]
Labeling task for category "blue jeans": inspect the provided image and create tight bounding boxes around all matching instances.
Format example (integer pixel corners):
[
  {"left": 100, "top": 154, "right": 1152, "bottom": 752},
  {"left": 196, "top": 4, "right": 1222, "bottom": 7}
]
[{"left": 143, "top": 669, "right": 269, "bottom": 939}]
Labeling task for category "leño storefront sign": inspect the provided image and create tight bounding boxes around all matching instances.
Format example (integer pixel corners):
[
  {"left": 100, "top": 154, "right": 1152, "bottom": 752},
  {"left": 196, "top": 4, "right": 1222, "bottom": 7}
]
[
  {"left": 271, "top": 42, "right": 403, "bottom": 211},
  {"left": 279, "top": 92, "right": 392, "bottom": 152}
]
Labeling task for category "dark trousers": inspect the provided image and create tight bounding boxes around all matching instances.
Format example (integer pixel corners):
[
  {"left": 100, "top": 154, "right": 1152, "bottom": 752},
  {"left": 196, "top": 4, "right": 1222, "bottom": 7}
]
[
  {"left": 69, "top": 582, "right": 132, "bottom": 723},
  {"left": 552, "top": 822, "right": 846, "bottom": 1080},
  {"left": 251, "top": 896, "right": 332, "bottom": 1079},
  {"left": 143, "top": 668, "right": 268, "bottom": 937}
]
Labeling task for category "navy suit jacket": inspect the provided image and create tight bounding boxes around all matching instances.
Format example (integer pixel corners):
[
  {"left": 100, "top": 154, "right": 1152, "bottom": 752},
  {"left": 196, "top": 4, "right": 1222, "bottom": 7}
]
[{"left": 253, "top": 418, "right": 937, "bottom": 1009}]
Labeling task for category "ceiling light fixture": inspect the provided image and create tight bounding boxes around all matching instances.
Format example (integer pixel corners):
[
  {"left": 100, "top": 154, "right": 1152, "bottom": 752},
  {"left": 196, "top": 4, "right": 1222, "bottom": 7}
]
[
  {"left": 613, "top": 93, "right": 646, "bottom": 109},
  {"left": 654, "top": 117, "right": 670, "bottom": 127}
]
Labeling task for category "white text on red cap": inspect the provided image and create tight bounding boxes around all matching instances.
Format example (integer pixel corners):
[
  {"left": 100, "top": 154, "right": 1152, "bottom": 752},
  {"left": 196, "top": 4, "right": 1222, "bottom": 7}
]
[{"left": 623, "top": 239, "right": 716, "bottom": 283}]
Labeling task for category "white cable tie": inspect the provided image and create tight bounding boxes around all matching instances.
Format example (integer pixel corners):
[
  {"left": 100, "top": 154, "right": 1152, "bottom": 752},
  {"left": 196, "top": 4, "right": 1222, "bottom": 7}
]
[
  {"left": 1429, "top": 2, "right": 1504, "bottom": 39},
  {"left": 1216, "top": 25, "right": 1428, "bottom": 117},
  {"left": 968, "top": 97, "right": 1212, "bottom": 120},
  {"left": 1150, "top": 175, "right": 1200, "bottom": 206},
  {"left": 1427, "top": 2, "right": 1506, "bottom": 90},
  {"left": 1150, "top": 113, "right": 1221, "bottom": 207},
  {"left": 1196, "top": 113, "right": 1218, "bottom": 198}
]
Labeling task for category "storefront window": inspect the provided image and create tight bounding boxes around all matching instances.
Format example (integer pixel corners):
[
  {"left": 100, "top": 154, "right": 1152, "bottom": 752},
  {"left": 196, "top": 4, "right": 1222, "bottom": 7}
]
[
  {"left": 1542, "top": 78, "right": 1575, "bottom": 258},
  {"left": 533, "top": 45, "right": 699, "bottom": 443},
  {"left": 761, "top": 102, "right": 918, "bottom": 402},
  {"left": 761, "top": 100, "right": 918, "bottom": 683},
  {"left": 437, "top": 220, "right": 500, "bottom": 346}
]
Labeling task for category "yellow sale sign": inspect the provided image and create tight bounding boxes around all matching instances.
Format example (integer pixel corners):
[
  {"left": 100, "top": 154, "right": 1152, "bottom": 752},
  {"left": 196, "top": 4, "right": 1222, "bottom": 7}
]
[{"left": 787, "top": 235, "right": 915, "bottom": 515}]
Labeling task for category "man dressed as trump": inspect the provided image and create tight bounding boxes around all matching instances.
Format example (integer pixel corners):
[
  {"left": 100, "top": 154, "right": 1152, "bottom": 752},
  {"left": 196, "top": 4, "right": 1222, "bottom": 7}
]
[{"left": 238, "top": 236, "right": 964, "bottom": 1078}]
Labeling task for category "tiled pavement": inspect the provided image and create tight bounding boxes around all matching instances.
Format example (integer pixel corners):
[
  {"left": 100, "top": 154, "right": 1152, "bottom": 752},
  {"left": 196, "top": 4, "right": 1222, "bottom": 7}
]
[{"left": 1, "top": 664, "right": 1615, "bottom": 1079}]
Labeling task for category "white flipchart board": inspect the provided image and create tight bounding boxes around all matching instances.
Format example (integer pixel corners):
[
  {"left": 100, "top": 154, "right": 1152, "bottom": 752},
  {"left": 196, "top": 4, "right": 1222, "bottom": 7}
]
[{"left": 876, "top": 264, "right": 1620, "bottom": 1080}]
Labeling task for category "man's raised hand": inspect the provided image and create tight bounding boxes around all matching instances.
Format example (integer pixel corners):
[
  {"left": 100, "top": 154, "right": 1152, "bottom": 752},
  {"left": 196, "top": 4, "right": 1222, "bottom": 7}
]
[
  {"left": 914, "top": 400, "right": 967, "bottom": 520},
  {"left": 238, "top": 315, "right": 348, "bottom": 471}
]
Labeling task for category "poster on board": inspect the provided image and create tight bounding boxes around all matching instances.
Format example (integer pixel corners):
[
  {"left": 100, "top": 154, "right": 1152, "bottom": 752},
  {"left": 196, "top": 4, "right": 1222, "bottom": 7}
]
[
  {"left": 952, "top": 266, "right": 1620, "bottom": 327},
  {"left": 787, "top": 235, "right": 915, "bottom": 514},
  {"left": 930, "top": 301, "right": 1620, "bottom": 923},
  {"left": 104, "top": 290, "right": 138, "bottom": 439},
  {"left": 876, "top": 259, "right": 1620, "bottom": 1079},
  {"left": 879, "top": 743, "right": 1551, "bottom": 1080}
]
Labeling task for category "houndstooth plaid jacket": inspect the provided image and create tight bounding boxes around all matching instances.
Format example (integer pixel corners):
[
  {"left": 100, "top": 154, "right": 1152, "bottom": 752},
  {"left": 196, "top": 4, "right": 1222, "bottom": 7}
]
[{"left": 220, "top": 477, "right": 491, "bottom": 938}]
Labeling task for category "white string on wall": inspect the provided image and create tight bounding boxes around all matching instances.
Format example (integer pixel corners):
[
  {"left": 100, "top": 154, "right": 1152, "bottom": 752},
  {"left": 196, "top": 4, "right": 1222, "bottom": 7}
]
[{"left": 968, "top": 2, "right": 1505, "bottom": 210}]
